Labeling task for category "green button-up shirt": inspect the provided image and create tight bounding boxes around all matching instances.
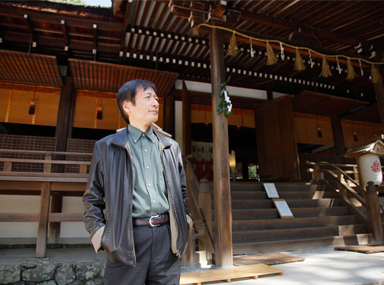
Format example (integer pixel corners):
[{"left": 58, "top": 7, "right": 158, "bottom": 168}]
[{"left": 128, "top": 124, "right": 169, "bottom": 218}]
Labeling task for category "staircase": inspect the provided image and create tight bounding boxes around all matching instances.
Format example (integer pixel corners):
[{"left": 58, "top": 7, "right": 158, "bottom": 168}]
[{"left": 229, "top": 182, "right": 373, "bottom": 255}]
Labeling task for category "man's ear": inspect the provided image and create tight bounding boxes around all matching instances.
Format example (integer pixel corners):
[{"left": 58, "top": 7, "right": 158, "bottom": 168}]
[{"left": 122, "top": 100, "right": 131, "bottom": 115}]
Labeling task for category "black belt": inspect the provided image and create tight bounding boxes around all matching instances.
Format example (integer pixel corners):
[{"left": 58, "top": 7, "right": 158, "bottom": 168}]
[{"left": 133, "top": 213, "right": 169, "bottom": 227}]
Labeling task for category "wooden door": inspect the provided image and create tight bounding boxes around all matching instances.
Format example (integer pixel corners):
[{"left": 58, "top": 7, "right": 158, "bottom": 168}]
[{"left": 255, "top": 95, "right": 300, "bottom": 181}]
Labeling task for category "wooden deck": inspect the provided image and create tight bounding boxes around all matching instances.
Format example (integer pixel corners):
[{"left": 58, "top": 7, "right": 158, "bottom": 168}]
[
  {"left": 233, "top": 252, "right": 305, "bottom": 266},
  {"left": 335, "top": 245, "right": 384, "bottom": 254},
  {"left": 180, "top": 264, "right": 284, "bottom": 285}
]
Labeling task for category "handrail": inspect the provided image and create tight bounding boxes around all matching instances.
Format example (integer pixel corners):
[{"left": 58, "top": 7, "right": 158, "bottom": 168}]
[
  {"left": 316, "top": 177, "right": 368, "bottom": 224},
  {"left": 320, "top": 168, "right": 366, "bottom": 206},
  {"left": 307, "top": 160, "right": 365, "bottom": 196},
  {"left": 307, "top": 160, "right": 381, "bottom": 237},
  {"left": 0, "top": 149, "right": 92, "bottom": 157}
]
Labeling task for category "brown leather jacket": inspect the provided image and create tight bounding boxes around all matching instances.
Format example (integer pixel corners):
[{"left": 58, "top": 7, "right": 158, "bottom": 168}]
[{"left": 82, "top": 127, "right": 191, "bottom": 266}]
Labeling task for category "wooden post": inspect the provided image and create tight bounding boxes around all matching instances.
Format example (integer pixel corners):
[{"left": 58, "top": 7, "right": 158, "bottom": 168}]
[
  {"left": 373, "top": 65, "right": 384, "bottom": 132},
  {"left": 331, "top": 116, "right": 346, "bottom": 155},
  {"left": 182, "top": 81, "right": 192, "bottom": 156},
  {"left": 50, "top": 77, "right": 76, "bottom": 243},
  {"left": 199, "top": 178, "right": 214, "bottom": 264},
  {"left": 313, "top": 164, "right": 321, "bottom": 182},
  {"left": 36, "top": 182, "right": 51, "bottom": 258},
  {"left": 55, "top": 77, "right": 76, "bottom": 156},
  {"left": 366, "top": 182, "right": 384, "bottom": 243},
  {"left": 44, "top": 154, "right": 52, "bottom": 173},
  {"left": 210, "top": 27, "right": 233, "bottom": 267},
  {"left": 181, "top": 224, "right": 195, "bottom": 266},
  {"left": 163, "top": 92, "right": 175, "bottom": 137}
]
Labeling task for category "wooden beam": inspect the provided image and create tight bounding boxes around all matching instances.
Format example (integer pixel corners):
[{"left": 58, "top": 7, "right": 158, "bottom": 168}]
[
  {"left": 36, "top": 182, "right": 51, "bottom": 258},
  {"left": 0, "top": 7, "right": 123, "bottom": 30},
  {"left": 0, "top": 213, "right": 39, "bottom": 222},
  {"left": 210, "top": 27, "right": 233, "bottom": 267},
  {"left": 235, "top": 9, "right": 362, "bottom": 47},
  {"left": 182, "top": 81, "right": 192, "bottom": 156}
]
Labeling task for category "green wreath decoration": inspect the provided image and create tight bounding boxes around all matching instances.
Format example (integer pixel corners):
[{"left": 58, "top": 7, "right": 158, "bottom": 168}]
[{"left": 217, "top": 76, "right": 232, "bottom": 116}]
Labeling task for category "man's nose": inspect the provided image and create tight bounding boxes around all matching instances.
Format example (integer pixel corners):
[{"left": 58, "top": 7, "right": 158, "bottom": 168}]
[{"left": 152, "top": 97, "right": 159, "bottom": 107}]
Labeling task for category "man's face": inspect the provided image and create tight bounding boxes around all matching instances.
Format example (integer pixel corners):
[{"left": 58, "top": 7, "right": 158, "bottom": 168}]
[{"left": 124, "top": 87, "right": 159, "bottom": 127}]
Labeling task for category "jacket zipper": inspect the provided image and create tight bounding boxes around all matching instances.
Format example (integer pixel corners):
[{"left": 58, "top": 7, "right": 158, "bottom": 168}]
[{"left": 125, "top": 143, "right": 137, "bottom": 267}]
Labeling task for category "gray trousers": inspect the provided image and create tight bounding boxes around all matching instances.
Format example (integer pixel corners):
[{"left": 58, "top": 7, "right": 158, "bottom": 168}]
[{"left": 104, "top": 223, "right": 181, "bottom": 285}]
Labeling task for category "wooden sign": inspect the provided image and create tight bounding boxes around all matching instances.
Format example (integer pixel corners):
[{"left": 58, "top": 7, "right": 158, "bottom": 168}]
[
  {"left": 263, "top": 183, "right": 279, "bottom": 198},
  {"left": 273, "top": 199, "right": 294, "bottom": 218}
]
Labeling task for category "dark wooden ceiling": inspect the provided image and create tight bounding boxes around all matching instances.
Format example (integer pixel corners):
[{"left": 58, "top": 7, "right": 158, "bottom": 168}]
[{"left": 0, "top": 0, "right": 383, "bottom": 119}]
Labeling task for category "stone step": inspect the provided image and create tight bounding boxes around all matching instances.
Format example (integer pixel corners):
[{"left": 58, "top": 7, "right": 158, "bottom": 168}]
[
  {"left": 232, "top": 215, "right": 360, "bottom": 231},
  {"left": 233, "top": 233, "right": 374, "bottom": 255},
  {"left": 232, "top": 224, "right": 368, "bottom": 243},
  {"left": 229, "top": 206, "right": 349, "bottom": 220},
  {"left": 231, "top": 198, "right": 342, "bottom": 209},
  {"left": 229, "top": 182, "right": 313, "bottom": 192},
  {"left": 230, "top": 190, "right": 337, "bottom": 200}
]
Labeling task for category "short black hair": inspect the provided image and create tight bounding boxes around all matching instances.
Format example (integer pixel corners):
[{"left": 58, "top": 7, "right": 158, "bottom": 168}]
[{"left": 116, "top": 79, "right": 157, "bottom": 124}]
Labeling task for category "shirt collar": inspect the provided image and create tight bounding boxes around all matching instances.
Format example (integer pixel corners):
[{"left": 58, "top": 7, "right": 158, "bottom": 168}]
[{"left": 128, "top": 124, "right": 156, "bottom": 144}]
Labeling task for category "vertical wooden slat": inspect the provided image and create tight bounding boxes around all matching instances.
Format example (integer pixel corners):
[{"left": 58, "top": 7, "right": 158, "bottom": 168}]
[
  {"left": 331, "top": 115, "right": 346, "bottom": 155},
  {"left": 210, "top": 27, "right": 233, "bottom": 268},
  {"left": 373, "top": 65, "right": 384, "bottom": 132},
  {"left": 36, "top": 182, "right": 51, "bottom": 258},
  {"left": 182, "top": 81, "right": 192, "bottom": 156},
  {"left": 163, "top": 92, "right": 175, "bottom": 136}
]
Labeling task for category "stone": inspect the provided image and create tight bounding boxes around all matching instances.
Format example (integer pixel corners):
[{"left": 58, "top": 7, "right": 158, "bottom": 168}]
[
  {"left": 85, "top": 278, "right": 104, "bottom": 285},
  {"left": 38, "top": 281, "right": 57, "bottom": 285},
  {"left": 55, "top": 263, "right": 76, "bottom": 285},
  {"left": 22, "top": 263, "right": 57, "bottom": 282},
  {"left": 0, "top": 264, "right": 21, "bottom": 284},
  {"left": 75, "top": 263, "right": 99, "bottom": 281},
  {"left": 67, "top": 280, "right": 83, "bottom": 285}
]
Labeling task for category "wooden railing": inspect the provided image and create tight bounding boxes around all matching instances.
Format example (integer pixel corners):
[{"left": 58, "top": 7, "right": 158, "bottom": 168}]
[
  {"left": 182, "top": 156, "right": 214, "bottom": 266},
  {"left": 0, "top": 149, "right": 91, "bottom": 257},
  {"left": 307, "top": 160, "right": 383, "bottom": 243}
]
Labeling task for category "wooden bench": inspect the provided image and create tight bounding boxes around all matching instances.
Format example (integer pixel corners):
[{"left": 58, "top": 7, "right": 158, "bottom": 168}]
[{"left": 0, "top": 149, "right": 92, "bottom": 257}]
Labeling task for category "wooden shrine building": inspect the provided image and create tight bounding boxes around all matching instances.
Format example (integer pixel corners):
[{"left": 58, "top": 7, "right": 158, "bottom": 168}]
[{"left": 0, "top": 0, "right": 384, "bottom": 267}]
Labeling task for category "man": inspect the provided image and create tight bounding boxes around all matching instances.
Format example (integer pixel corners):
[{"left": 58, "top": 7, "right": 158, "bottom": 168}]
[{"left": 83, "top": 79, "right": 192, "bottom": 285}]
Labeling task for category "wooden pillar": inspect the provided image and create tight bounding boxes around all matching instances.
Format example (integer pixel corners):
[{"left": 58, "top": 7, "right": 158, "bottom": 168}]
[
  {"left": 366, "top": 182, "right": 384, "bottom": 243},
  {"left": 163, "top": 92, "right": 175, "bottom": 137},
  {"left": 50, "top": 77, "right": 76, "bottom": 244},
  {"left": 36, "top": 182, "right": 51, "bottom": 258},
  {"left": 182, "top": 81, "right": 192, "bottom": 156},
  {"left": 331, "top": 116, "right": 346, "bottom": 155},
  {"left": 373, "top": 65, "right": 384, "bottom": 131},
  {"left": 55, "top": 77, "right": 76, "bottom": 153},
  {"left": 267, "top": 89, "right": 273, "bottom": 100},
  {"left": 210, "top": 27, "right": 233, "bottom": 267}
]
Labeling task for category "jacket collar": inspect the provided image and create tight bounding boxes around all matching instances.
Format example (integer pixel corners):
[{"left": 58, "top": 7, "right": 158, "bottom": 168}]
[
  {"left": 111, "top": 126, "right": 129, "bottom": 148},
  {"left": 111, "top": 125, "right": 171, "bottom": 149}
]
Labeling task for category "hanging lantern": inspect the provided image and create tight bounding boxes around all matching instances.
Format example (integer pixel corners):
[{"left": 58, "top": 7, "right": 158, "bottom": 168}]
[
  {"left": 29, "top": 100, "right": 36, "bottom": 115},
  {"left": 97, "top": 106, "right": 103, "bottom": 120},
  {"left": 29, "top": 87, "right": 37, "bottom": 115},
  {"left": 317, "top": 127, "right": 322, "bottom": 138},
  {"left": 353, "top": 131, "right": 358, "bottom": 141}
]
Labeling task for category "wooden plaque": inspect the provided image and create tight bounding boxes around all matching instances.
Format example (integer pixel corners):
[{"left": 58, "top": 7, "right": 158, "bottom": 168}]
[
  {"left": 273, "top": 199, "right": 294, "bottom": 218},
  {"left": 263, "top": 183, "right": 279, "bottom": 198}
]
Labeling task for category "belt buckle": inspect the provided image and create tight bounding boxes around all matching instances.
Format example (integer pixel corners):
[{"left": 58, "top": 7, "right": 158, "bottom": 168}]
[{"left": 149, "top": 215, "right": 161, "bottom": 227}]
